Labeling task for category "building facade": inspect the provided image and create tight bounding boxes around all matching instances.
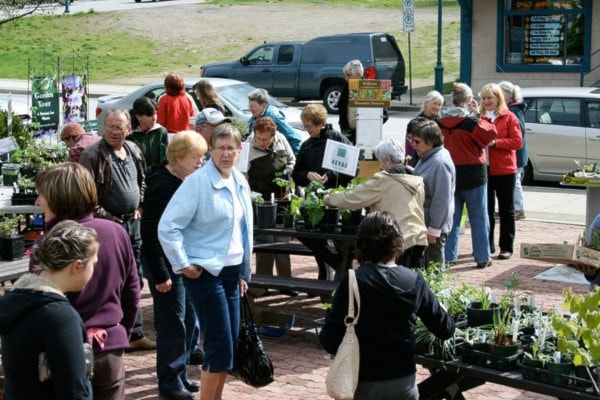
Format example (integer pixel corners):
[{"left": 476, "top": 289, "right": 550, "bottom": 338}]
[{"left": 460, "top": 0, "right": 599, "bottom": 91}]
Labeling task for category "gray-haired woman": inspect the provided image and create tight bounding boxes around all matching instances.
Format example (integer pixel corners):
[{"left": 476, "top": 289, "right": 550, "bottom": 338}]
[
  {"left": 412, "top": 118, "right": 456, "bottom": 268},
  {"left": 324, "top": 138, "right": 428, "bottom": 268},
  {"left": 338, "top": 59, "right": 363, "bottom": 143}
]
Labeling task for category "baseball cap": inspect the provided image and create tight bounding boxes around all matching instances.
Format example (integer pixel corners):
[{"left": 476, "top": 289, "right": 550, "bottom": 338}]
[{"left": 196, "top": 108, "right": 231, "bottom": 126}]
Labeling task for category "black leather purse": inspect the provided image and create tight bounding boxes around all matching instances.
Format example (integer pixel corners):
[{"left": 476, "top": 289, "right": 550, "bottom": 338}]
[{"left": 230, "top": 296, "right": 274, "bottom": 387}]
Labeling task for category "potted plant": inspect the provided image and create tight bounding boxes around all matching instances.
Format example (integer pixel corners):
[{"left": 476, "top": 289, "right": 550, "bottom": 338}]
[
  {"left": 489, "top": 301, "right": 520, "bottom": 356},
  {"left": 466, "top": 285, "right": 500, "bottom": 327},
  {"left": 252, "top": 193, "right": 278, "bottom": 229},
  {"left": 551, "top": 287, "right": 600, "bottom": 393},
  {"left": 12, "top": 176, "right": 38, "bottom": 205},
  {"left": 414, "top": 318, "right": 463, "bottom": 361},
  {"left": 0, "top": 212, "right": 25, "bottom": 261}
]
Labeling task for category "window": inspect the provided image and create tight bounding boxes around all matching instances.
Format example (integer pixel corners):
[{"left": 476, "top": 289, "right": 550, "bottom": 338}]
[
  {"left": 278, "top": 45, "right": 294, "bottom": 65},
  {"left": 499, "top": 0, "right": 590, "bottom": 72},
  {"left": 247, "top": 46, "right": 274, "bottom": 65},
  {"left": 586, "top": 101, "right": 600, "bottom": 128},
  {"left": 524, "top": 98, "right": 581, "bottom": 126}
]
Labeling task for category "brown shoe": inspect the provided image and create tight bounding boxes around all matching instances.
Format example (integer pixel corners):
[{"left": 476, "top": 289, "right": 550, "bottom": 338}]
[
  {"left": 128, "top": 337, "right": 156, "bottom": 351},
  {"left": 515, "top": 211, "right": 526, "bottom": 220}
]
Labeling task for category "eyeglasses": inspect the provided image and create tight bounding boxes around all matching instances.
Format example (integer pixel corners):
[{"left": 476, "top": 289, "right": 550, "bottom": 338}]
[
  {"left": 412, "top": 138, "right": 423, "bottom": 145},
  {"left": 105, "top": 125, "right": 128, "bottom": 133},
  {"left": 213, "top": 146, "right": 239, "bottom": 154},
  {"left": 303, "top": 123, "right": 318, "bottom": 130}
]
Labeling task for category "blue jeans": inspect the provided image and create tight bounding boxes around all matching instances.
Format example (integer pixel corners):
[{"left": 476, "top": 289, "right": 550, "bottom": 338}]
[
  {"left": 514, "top": 167, "right": 525, "bottom": 211},
  {"left": 445, "top": 184, "right": 491, "bottom": 264},
  {"left": 184, "top": 264, "right": 241, "bottom": 372},
  {"left": 146, "top": 268, "right": 197, "bottom": 393}
]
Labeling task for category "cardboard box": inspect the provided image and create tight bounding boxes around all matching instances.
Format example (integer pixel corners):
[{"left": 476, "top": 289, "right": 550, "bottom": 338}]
[{"left": 520, "top": 243, "right": 600, "bottom": 273}]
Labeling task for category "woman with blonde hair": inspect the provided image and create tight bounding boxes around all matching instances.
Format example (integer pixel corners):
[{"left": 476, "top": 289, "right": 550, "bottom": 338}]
[
  {"left": 193, "top": 79, "right": 225, "bottom": 113},
  {"left": 142, "top": 130, "right": 208, "bottom": 399},
  {"left": 479, "top": 83, "right": 522, "bottom": 260}
]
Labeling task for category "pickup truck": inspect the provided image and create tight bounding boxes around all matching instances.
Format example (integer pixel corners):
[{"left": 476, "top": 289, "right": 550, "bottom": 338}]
[{"left": 200, "top": 32, "right": 407, "bottom": 113}]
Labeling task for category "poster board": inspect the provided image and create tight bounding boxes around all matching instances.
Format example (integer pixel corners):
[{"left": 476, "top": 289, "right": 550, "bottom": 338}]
[
  {"left": 321, "top": 139, "right": 359, "bottom": 177},
  {"left": 235, "top": 142, "right": 250, "bottom": 173}
]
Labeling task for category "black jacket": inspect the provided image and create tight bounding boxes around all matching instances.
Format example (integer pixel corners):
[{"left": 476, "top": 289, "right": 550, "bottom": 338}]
[
  {"left": 320, "top": 263, "right": 455, "bottom": 381},
  {"left": 0, "top": 274, "right": 92, "bottom": 400},
  {"left": 140, "top": 161, "right": 182, "bottom": 284},
  {"left": 292, "top": 124, "right": 356, "bottom": 189}
]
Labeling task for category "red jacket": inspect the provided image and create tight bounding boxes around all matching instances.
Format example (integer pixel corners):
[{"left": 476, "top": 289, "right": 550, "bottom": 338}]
[
  {"left": 157, "top": 93, "right": 195, "bottom": 133},
  {"left": 485, "top": 109, "right": 522, "bottom": 176}
]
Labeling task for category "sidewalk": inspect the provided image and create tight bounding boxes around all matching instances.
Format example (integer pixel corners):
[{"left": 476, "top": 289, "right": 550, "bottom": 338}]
[{"left": 120, "top": 217, "right": 587, "bottom": 400}]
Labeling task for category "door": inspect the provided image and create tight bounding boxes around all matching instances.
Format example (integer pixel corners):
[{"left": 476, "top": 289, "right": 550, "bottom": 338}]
[
  {"left": 270, "top": 44, "right": 298, "bottom": 98},
  {"left": 236, "top": 44, "right": 275, "bottom": 92},
  {"left": 524, "top": 97, "right": 585, "bottom": 180},
  {"left": 585, "top": 99, "right": 600, "bottom": 166}
]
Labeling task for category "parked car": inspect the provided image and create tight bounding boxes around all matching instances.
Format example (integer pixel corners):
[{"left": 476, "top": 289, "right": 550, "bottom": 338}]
[
  {"left": 521, "top": 87, "right": 600, "bottom": 184},
  {"left": 200, "top": 32, "right": 407, "bottom": 113},
  {"left": 95, "top": 77, "right": 306, "bottom": 137},
  {"left": 0, "top": 96, "right": 31, "bottom": 122}
]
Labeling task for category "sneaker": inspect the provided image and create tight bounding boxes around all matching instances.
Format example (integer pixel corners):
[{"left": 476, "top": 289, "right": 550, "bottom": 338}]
[
  {"left": 498, "top": 252, "right": 512, "bottom": 260},
  {"left": 128, "top": 337, "right": 156, "bottom": 351},
  {"left": 476, "top": 260, "right": 492, "bottom": 268},
  {"left": 515, "top": 211, "right": 526, "bottom": 220}
]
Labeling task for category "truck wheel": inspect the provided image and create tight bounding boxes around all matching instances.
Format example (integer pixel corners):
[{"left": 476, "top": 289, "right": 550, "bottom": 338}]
[{"left": 323, "top": 85, "right": 343, "bottom": 114}]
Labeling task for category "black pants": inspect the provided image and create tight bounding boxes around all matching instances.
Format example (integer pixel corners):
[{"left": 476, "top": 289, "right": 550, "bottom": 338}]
[
  {"left": 487, "top": 173, "right": 516, "bottom": 254},
  {"left": 120, "top": 218, "right": 145, "bottom": 340}
]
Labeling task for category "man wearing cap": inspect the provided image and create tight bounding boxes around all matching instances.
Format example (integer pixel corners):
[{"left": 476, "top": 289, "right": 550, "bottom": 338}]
[
  {"left": 195, "top": 107, "right": 231, "bottom": 145},
  {"left": 60, "top": 122, "right": 101, "bottom": 162}
]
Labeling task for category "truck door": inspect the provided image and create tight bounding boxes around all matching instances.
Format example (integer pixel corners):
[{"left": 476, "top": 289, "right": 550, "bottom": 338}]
[
  {"left": 237, "top": 44, "right": 275, "bottom": 92},
  {"left": 270, "top": 44, "right": 298, "bottom": 98},
  {"left": 585, "top": 99, "right": 600, "bottom": 166}
]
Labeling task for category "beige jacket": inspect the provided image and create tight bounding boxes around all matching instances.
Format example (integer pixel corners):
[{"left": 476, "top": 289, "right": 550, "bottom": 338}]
[{"left": 324, "top": 170, "right": 428, "bottom": 249}]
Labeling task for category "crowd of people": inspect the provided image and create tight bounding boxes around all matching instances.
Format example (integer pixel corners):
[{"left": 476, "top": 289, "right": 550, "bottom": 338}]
[{"left": 0, "top": 67, "right": 533, "bottom": 400}]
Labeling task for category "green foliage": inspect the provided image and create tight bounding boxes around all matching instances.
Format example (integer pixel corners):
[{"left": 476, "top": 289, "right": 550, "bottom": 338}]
[
  {"left": 251, "top": 193, "right": 264, "bottom": 205},
  {"left": 492, "top": 305, "right": 514, "bottom": 345},
  {"left": 419, "top": 263, "right": 478, "bottom": 318},
  {"left": 552, "top": 287, "right": 600, "bottom": 367},
  {"left": 0, "top": 212, "right": 21, "bottom": 238},
  {"left": 0, "top": 110, "right": 33, "bottom": 149}
]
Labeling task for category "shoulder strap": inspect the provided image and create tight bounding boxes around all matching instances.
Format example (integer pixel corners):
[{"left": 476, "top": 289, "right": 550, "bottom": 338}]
[{"left": 346, "top": 269, "right": 360, "bottom": 326}]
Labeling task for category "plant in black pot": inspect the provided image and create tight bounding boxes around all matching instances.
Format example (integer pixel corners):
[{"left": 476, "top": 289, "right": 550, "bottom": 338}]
[
  {"left": 489, "top": 301, "right": 520, "bottom": 357},
  {"left": 466, "top": 285, "right": 500, "bottom": 328},
  {"left": 0, "top": 212, "right": 25, "bottom": 261},
  {"left": 12, "top": 176, "right": 38, "bottom": 205}
]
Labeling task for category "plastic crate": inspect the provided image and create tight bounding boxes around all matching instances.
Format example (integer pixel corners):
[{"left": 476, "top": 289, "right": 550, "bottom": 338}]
[
  {"left": 457, "top": 344, "right": 522, "bottom": 371},
  {"left": 520, "top": 362, "right": 599, "bottom": 395},
  {"left": 251, "top": 311, "right": 295, "bottom": 339}
]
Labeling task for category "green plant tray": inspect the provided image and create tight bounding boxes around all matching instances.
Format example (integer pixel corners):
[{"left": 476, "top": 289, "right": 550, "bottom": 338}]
[
  {"left": 457, "top": 344, "right": 522, "bottom": 371},
  {"left": 519, "top": 362, "right": 598, "bottom": 395}
]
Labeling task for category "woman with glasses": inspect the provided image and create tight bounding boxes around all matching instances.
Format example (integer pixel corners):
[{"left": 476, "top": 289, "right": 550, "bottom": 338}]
[
  {"left": 292, "top": 104, "right": 356, "bottom": 280},
  {"left": 159, "top": 124, "right": 252, "bottom": 400},
  {"left": 141, "top": 131, "right": 208, "bottom": 400}
]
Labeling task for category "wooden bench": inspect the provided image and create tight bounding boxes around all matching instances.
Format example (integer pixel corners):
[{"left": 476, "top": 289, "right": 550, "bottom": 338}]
[
  {"left": 0, "top": 257, "right": 29, "bottom": 285},
  {"left": 253, "top": 241, "right": 337, "bottom": 257},
  {"left": 248, "top": 274, "right": 337, "bottom": 296}
]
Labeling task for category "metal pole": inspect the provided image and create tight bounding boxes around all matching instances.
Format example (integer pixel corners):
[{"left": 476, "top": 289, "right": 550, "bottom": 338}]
[
  {"left": 408, "top": 32, "right": 413, "bottom": 105},
  {"left": 434, "top": 0, "right": 444, "bottom": 93}
]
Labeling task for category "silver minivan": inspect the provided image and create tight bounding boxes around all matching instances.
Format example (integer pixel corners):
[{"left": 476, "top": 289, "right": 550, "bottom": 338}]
[{"left": 522, "top": 87, "right": 600, "bottom": 183}]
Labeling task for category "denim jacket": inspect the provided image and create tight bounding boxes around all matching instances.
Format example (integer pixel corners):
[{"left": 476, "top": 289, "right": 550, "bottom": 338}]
[{"left": 158, "top": 159, "right": 253, "bottom": 282}]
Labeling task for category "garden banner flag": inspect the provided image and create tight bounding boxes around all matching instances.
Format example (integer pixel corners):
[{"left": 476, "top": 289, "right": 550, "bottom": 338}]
[
  {"left": 62, "top": 74, "right": 88, "bottom": 125},
  {"left": 31, "top": 76, "right": 60, "bottom": 134}
]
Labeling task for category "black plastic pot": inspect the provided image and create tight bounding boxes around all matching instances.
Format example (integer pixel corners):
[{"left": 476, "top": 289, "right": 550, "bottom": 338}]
[
  {"left": 466, "top": 302, "right": 500, "bottom": 327},
  {"left": 0, "top": 236, "right": 25, "bottom": 261},
  {"left": 256, "top": 202, "right": 278, "bottom": 228}
]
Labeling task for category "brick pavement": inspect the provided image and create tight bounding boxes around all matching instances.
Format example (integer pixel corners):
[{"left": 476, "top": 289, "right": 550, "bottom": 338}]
[
  {"left": 0, "top": 219, "right": 589, "bottom": 400},
  {"left": 122, "top": 219, "right": 588, "bottom": 400}
]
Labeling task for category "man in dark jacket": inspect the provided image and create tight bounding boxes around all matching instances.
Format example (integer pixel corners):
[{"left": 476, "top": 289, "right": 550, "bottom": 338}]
[{"left": 80, "top": 109, "right": 154, "bottom": 350}]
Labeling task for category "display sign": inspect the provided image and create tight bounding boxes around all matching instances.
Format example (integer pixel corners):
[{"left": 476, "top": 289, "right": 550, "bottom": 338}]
[
  {"left": 235, "top": 141, "right": 250, "bottom": 173},
  {"left": 523, "top": 15, "right": 563, "bottom": 64},
  {"left": 62, "top": 74, "right": 88, "bottom": 125},
  {"left": 348, "top": 79, "right": 392, "bottom": 108},
  {"left": 321, "top": 139, "right": 359, "bottom": 177},
  {"left": 31, "top": 76, "right": 60, "bottom": 134},
  {"left": 403, "top": 0, "right": 415, "bottom": 32}
]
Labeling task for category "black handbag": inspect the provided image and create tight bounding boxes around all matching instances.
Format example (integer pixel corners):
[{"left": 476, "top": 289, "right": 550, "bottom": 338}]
[{"left": 230, "top": 296, "right": 274, "bottom": 387}]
